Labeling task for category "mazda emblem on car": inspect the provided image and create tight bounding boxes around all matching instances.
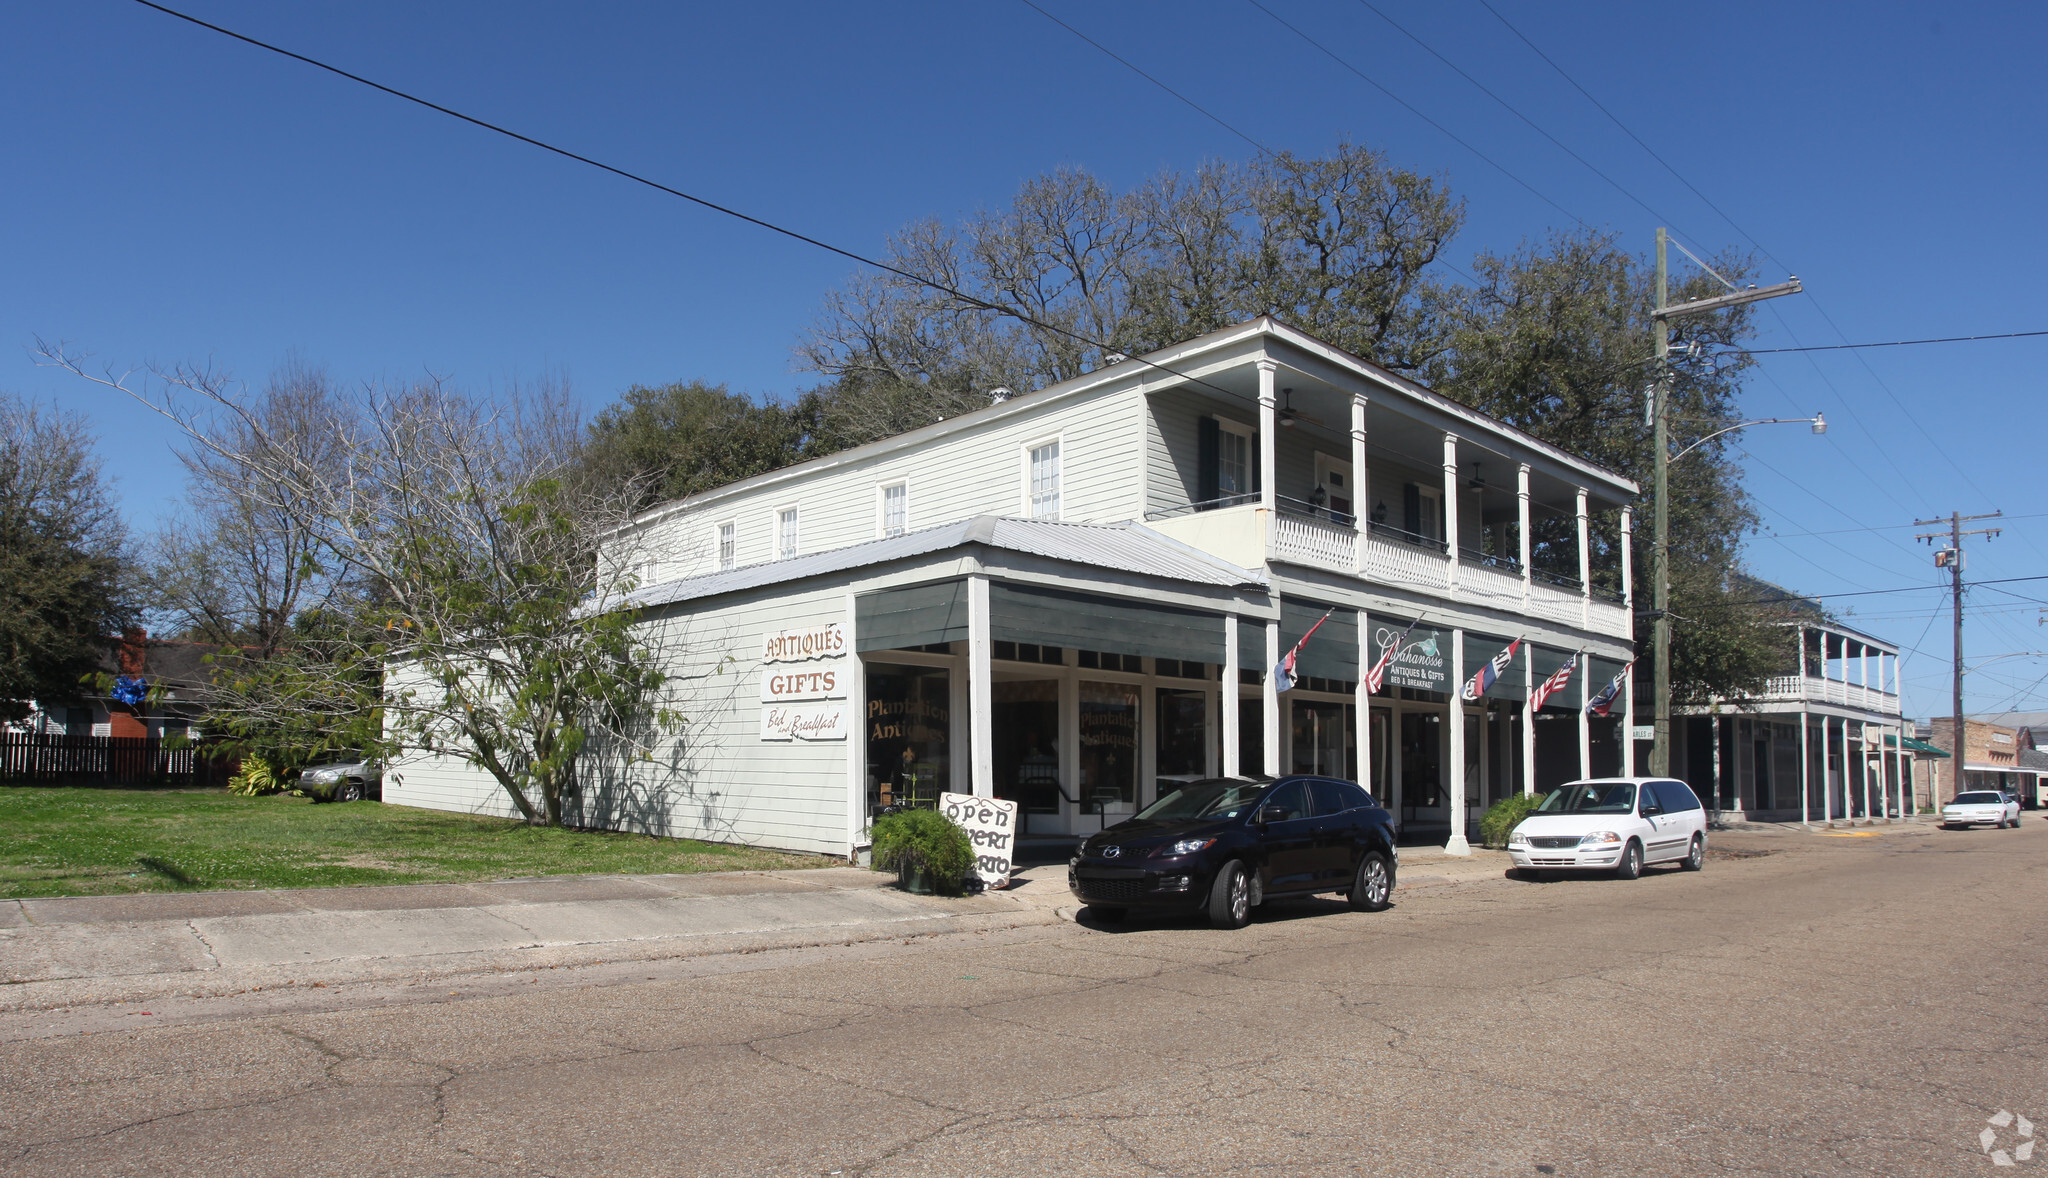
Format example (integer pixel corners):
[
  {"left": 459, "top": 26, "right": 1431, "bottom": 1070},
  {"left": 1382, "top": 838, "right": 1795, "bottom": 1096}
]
[{"left": 1102, "top": 845, "right": 1121, "bottom": 858}]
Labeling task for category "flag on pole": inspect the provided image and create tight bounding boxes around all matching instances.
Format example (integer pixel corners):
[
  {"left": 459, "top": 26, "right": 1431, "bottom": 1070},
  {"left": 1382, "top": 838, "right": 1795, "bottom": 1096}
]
[
  {"left": 1461, "top": 637, "right": 1522, "bottom": 702},
  {"left": 1273, "top": 609, "right": 1334, "bottom": 693},
  {"left": 1586, "top": 660, "right": 1634, "bottom": 717},
  {"left": 1364, "top": 617, "right": 1420, "bottom": 694},
  {"left": 1530, "top": 651, "right": 1581, "bottom": 712}
]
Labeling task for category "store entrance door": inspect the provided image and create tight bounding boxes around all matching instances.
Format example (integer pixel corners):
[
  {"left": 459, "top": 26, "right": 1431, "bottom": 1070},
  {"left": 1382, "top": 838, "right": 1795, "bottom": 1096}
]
[{"left": 992, "top": 677, "right": 1060, "bottom": 835}]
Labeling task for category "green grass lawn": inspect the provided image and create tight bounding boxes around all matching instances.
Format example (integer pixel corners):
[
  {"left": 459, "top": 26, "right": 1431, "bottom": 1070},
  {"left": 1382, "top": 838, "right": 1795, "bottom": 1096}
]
[{"left": 0, "top": 784, "right": 829, "bottom": 898}]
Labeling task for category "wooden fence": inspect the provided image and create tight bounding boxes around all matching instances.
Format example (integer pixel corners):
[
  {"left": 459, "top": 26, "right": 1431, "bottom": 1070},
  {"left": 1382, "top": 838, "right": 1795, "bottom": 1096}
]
[{"left": 0, "top": 733, "right": 230, "bottom": 785}]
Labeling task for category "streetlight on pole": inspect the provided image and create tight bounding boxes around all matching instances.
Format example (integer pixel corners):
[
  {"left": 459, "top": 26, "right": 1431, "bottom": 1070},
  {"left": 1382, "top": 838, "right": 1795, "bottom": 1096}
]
[{"left": 1648, "top": 227, "right": 1805, "bottom": 778}]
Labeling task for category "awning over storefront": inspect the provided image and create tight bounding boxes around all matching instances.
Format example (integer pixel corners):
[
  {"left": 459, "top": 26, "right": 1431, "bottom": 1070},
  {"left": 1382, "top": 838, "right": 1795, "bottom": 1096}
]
[
  {"left": 1889, "top": 734, "right": 1949, "bottom": 757},
  {"left": 990, "top": 583, "right": 1224, "bottom": 664},
  {"left": 1281, "top": 599, "right": 1357, "bottom": 682}
]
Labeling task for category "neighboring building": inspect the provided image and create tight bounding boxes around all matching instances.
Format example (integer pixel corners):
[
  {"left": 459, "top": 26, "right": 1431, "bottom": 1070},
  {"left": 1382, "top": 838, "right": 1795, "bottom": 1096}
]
[
  {"left": 1674, "top": 620, "right": 1910, "bottom": 824},
  {"left": 389, "top": 317, "right": 1640, "bottom": 857},
  {"left": 8, "top": 627, "right": 216, "bottom": 740},
  {"left": 1921, "top": 716, "right": 2043, "bottom": 807}
]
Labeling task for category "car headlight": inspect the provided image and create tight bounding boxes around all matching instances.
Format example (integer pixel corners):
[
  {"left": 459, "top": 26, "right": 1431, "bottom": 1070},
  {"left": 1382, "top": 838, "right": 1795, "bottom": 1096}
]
[
  {"left": 1507, "top": 828, "right": 1530, "bottom": 846},
  {"left": 1159, "top": 837, "right": 1216, "bottom": 857},
  {"left": 303, "top": 769, "right": 335, "bottom": 785},
  {"left": 1578, "top": 831, "right": 1622, "bottom": 848}
]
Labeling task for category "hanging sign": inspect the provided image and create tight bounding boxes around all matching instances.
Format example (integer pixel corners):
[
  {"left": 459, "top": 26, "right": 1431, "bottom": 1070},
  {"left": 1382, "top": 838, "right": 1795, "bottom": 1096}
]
[
  {"left": 1373, "top": 624, "right": 1447, "bottom": 692},
  {"left": 760, "top": 703, "right": 850, "bottom": 742},
  {"left": 940, "top": 792, "right": 1019, "bottom": 888}
]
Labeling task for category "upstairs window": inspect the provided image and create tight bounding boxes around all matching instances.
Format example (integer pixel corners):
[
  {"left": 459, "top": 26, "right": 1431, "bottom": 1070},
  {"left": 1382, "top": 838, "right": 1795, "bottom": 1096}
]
[
  {"left": 1028, "top": 440, "right": 1061, "bottom": 519},
  {"left": 882, "top": 482, "right": 908, "bottom": 537},
  {"left": 1218, "top": 425, "right": 1250, "bottom": 496},
  {"left": 777, "top": 508, "right": 798, "bottom": 560},
  {"left": 717, "top": 522, "right": 735, "bottom": 571}
]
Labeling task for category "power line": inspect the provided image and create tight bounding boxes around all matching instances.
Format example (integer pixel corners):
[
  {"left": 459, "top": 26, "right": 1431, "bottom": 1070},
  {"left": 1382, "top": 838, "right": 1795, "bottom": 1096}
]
[
  {"left": 1725, "top": 575, "right": 2048, "bottom": 608},
  {"left": 1016, "top": 0, "right": 1273, "bottom": 156},
  {"left": 1240, "top": 0, "right": 1592, "bottom": 231},
  {"left": 124, "top": 0, "right": 1269, "bottom": 418},
  {"left": 1474, "top": 0, "right": 1784, "bottom": 271},
  {"left": 1723, "top": 328, "right": 2048, "bottom": 355}
]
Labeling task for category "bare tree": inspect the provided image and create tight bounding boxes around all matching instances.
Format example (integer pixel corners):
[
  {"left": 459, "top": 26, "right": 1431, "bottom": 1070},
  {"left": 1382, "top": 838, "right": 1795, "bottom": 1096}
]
[{"left": 39, "top": 344, "right": 677, "bottom": 826}]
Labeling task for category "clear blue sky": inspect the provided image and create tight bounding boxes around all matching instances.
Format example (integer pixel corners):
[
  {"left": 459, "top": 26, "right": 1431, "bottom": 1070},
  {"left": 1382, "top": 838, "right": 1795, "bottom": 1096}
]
[{"left": 4, "top": 0, "right": 2043, "bottom": 719}]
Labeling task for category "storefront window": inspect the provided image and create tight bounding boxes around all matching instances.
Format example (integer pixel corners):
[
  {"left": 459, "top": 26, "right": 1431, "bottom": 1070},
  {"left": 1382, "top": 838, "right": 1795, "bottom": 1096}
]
[
  {"left": 1157, "top": 687, "right": 1207, "bottom": 778},
  {"left": 865, "top": 664, "right": 950, "bottom": 812},
  {"left": 994, "top": 679, "right": 1061, "bottom": 815},
  {"left": 1238, "top": 697, "right": 1263, "bottom": 777},
  {"left": 1401, "top": 710, "right": 1442, "bottom": 815},
  {"left": 1080, "top": 681, "right": 1138, "bottom": 812},
  {"left": 1291, "top": 700, "right": 1355, "bottom": 779}
]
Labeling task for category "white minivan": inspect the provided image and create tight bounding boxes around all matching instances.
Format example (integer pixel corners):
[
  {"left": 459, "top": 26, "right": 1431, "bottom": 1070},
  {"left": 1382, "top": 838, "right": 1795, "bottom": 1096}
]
[{"left": 1507, "top": 778, "right": 1709, "bottom": 880}]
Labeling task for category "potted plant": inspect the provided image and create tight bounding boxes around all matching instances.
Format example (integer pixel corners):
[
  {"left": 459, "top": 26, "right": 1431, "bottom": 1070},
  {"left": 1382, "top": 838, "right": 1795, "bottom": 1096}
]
[{"left": 869, "top": 807, "right": 976, "bottom": 895}]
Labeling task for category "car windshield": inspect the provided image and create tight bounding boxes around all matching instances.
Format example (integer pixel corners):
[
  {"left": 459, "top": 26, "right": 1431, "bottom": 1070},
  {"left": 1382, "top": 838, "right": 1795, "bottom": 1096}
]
[
  {"left": 1536, "top": 782, "right": 1637, "bottom": 813},
  {"left": 1137, "top": 779, "right": 1270, "bottom": 821},
  {"left": 1953, "top": 792, "right": 2005, "bottom": 804}
]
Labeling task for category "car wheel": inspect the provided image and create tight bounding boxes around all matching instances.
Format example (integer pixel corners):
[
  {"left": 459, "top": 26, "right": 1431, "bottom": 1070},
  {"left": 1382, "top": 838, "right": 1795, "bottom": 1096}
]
[
  {"left": 334, "top": 780, "right": 365, "bottom": 803},
  {"left": 1614, "top": 840, "right": 1643, "bottom": 881},
  {"left": 1681, "top": 834, "right": 1705, "bottom": 872},
  {"left": 1088, "top": 906, "right": 1127, "bottom": 924},
  {"left": 1349, "top": 851, "right": 1392, "bottom": 912},
  {"left": 1207, "top": 861, "right": 1252, "bottom": 929}
]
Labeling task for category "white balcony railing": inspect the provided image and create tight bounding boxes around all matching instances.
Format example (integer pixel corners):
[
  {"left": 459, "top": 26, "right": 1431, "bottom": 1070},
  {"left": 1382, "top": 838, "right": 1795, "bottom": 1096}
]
[
  {"left": 1146, "top": 501, "right": 1634, "bottom": 641},
  {"left": 1756, "top": 675, "right": 1902, "bottom": 715},
  {"left": 1271, "top": 512, "right": 1358, "bottom": 574}
]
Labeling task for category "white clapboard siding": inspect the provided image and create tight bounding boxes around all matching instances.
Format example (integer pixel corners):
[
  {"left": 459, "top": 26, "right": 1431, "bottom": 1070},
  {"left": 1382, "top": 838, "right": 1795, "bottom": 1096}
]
[
  {"left": 382, "top": 586, "right": 854, "bottom": 856},
  {"left": 630, "top": 384, "right": 1148, "bottom": 583}
]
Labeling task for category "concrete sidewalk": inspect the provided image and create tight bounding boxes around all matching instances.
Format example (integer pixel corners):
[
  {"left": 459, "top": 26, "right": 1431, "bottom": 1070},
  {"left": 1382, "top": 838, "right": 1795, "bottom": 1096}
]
[{"left": 0, "top": 868, "right": 1064, "bottom": 1014}]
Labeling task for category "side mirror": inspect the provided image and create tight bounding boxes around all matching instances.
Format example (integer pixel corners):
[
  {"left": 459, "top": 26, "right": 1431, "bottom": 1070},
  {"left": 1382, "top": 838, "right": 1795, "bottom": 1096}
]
[
  {"left": 1257, "top": 805, "right": 1288, "bottom": 826},
  {"left": 1641, "top": 804, "right": 1662, "bottom": 817}
]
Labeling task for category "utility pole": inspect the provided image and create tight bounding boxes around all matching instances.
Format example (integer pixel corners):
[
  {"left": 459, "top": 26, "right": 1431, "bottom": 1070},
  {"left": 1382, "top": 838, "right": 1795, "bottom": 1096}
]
[
  {"left": 1915, "top": 510, "right": 2002, "bottom": 798},
  {"left": 1648, "top": 229, "right": 1803, "bottom": 776}
]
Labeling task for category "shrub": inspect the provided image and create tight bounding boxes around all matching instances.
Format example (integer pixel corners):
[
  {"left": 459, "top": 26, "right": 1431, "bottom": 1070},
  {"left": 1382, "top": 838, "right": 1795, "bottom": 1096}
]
[
  {"left": 226, "top": 759, "right": 290, "bottom": 796},
  {"left": 1479, "top": 791, "right": 1545, "bottom": 848},
  {"left": 869, "top": 807, "right": 975, "bottom": 893}
]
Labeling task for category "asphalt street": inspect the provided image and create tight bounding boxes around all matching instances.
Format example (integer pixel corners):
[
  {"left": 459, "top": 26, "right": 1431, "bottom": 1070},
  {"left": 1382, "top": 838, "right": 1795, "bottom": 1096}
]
[{"left": 3, "top": 822, "right": 2043, "bottom": 1176}]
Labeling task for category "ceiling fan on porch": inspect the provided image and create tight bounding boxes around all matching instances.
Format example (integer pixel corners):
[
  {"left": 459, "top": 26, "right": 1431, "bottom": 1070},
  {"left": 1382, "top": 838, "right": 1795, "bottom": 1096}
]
[{"left": 1277, "top": 388, "right": 1327, "bottom": 429}]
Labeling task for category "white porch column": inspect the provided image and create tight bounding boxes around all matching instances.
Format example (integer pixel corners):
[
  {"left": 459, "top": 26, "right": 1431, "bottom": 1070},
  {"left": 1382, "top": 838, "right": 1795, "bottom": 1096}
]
[
  {"left": 1517, "top": 463, "right": 1533, "bottom": 607},
  {"left": 1522, "top": 646, "right": 1537, "bottom": 797},
  {"left": 1446, "top": 627, "right": 1471, "bottom": 855},
  {"left": 1575, "top": 486, "right": 1592, "bottom": 628},
  {"left": 1350, "top": 394, "right": 1369, "bottom": 575},
  {"left": 1861, "top": 721, "right": 1875, "bottom": 823},
  {"left": 1355, "top": 607, "right": 1372, "bottom": 792},
  {"left": 1263, "top": 619, "right": 1282, "bottom": 777},
  {"left": 844, "top": 591, "right": 867, "bottom": 861},
  {"left": 1620, "top": 507, "right": 1637, "bottom": 775},
  {"left": 1578, "top": 659, "right": 1593, "bottom": 780},
  {"left": 1222, "top": 614, "right": 1241, "bottom": 777},
  {"left": 1257, "top": 361, "right": 1278, "bottom": 517},
  {"left": 967, "top": 573, "right": 994, "bottom": 799},
  {"left": 1442, "top": 433, "right": 1460, "bottom": 592},
  {"left": 1799, "top": 707, "right": 1812, "bottom": 828},
  {"left": 1823, "top": 718, "right": 1836, "bottom": 827}
]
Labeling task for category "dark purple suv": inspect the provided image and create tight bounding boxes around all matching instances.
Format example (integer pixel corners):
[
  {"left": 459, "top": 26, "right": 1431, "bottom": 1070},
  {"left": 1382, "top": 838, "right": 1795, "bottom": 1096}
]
[{"left": 1068, "top": 775, "right": 1398, "bottom": 929}]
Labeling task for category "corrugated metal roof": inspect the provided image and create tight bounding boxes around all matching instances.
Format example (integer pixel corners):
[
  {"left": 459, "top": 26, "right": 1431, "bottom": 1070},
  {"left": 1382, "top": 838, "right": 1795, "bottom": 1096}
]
[{"left": 623, "top": 515, "right": 1265, "bottom": 611}]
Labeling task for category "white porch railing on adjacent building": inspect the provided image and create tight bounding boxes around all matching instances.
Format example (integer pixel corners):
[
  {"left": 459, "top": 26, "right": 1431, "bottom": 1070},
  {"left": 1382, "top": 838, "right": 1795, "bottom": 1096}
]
[
  {"left": 1755, "top": 674, "right": 1901, "bottom": 715},
  {"left": 1360, "top": 532, "right": 1451, "bottom": 591},
  {"left": 1455, "top": 558, "right": 1525, "bottom": 613}
]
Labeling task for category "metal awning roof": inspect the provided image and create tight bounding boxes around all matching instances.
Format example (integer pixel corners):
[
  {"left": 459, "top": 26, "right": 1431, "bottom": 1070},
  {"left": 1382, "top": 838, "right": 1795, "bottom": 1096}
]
[
  {"left": 1963, "top": 763, "right": 2038, "bottom": 775},
  {"left": 1888, "top": 734, "right": 1950, "bottom": 756},
  {"left": 623, "top": 515, "right": 1267, "bottom": 611}
]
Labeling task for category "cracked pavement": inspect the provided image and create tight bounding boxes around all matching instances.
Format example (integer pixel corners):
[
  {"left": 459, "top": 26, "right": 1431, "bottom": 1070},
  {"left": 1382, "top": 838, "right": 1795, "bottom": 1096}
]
[{"left": 1, "top": 822, "right": 2042, "bottom": 1176}]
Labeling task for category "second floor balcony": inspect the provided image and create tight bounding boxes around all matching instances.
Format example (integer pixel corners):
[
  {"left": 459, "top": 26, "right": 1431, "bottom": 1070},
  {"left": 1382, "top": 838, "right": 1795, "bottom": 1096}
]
[{"left": 1145, "top": 497, "right": 1633, "bottom": 640}]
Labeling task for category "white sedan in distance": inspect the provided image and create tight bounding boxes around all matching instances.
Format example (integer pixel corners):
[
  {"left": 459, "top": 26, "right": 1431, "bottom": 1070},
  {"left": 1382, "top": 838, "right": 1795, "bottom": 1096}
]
[
  {"left": 1941, "top": 791, "right": 2021, "bottom": 829},
  {"left": 1506, "top": 778, "right": 1709, "bottom": 880}
]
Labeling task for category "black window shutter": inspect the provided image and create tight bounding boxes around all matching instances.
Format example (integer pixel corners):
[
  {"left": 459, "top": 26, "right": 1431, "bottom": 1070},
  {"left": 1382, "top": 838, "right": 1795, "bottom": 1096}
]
[
  {"left": 1403, "top": 483, "right": 1421, "bottom": 537},
  {"left": 1250, "top": 431, "right": 1261, "bottom": 495},
  {"left": 1197, "top": 416, "right": 1220, "bottom": 502}
]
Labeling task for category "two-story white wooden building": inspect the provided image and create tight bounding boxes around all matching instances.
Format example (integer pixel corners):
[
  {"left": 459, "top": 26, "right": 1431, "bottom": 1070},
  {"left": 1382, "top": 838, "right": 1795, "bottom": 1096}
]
[{"left": 386, "top": 317, "right": 1640, "bottom": 857}]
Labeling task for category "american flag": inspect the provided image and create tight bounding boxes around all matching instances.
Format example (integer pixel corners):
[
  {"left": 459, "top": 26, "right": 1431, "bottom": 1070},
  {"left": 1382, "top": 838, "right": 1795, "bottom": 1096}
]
[
  {"left": 1586, "top": 661, "right": 1633, "bottom": 717},
  {"left": 1530, "top": 651, "right": 1581, "bottom": 711}
]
